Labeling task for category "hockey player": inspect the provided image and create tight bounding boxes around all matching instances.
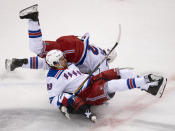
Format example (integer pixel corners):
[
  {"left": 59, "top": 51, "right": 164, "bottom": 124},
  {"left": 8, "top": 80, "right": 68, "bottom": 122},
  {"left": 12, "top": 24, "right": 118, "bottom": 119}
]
[
  {"left": 45, "top": 49, "right": 167, "bottom": 122},
  {"left": 5, "top": 4, "right": 117, "bottom": 75}
]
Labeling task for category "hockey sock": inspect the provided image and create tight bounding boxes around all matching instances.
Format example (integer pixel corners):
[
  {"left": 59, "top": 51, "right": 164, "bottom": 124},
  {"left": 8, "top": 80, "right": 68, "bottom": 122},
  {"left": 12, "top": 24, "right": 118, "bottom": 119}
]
[
  {"left": 22, "top": 57, "right": 50, "bottom": 70},
  {"left": 28, "top": 20, "right": 43, "bottom": 55},
  {"left": 28, "top": 20, "right": 40, "bottom": 31},
  {"left": 22, "top": 57, "right": 38, "bottom": 69},
  {"left": 107, "top": 77, "right": 147, "bottom": 93}
]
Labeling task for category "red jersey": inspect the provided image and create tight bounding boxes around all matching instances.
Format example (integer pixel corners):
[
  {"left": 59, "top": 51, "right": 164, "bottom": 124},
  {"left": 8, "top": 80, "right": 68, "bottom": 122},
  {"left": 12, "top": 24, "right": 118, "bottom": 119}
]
[{"left": 39, "top": 35, "right": 88, "bottom": 65}]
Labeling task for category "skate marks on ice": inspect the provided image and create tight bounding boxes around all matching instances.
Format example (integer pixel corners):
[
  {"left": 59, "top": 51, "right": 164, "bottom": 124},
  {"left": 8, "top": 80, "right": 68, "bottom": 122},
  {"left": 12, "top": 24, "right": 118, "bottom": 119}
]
[
  {"left": 0, "top": 109, "right": 56, "bottom": 131},
  {"left": 131, "top": 119, "right": 175, "bottom": 131},
  {"left": 0, "top": 70, "right": 23, "bottom": 81},
  {"left": 0, "top": 75, "right": 174, "bottom": 131},
  {"left": 0, "top": 108, "right": 95, "bottom": 131},
  {"left": 92, "top": 94, "right": 161, "bottom": 130},
  {"left": 0, "top": 81, "right": 45, "bottom": 88},
  {"left": 91, "top": 75, "right": 175, "bottom": 130},
  {"left": 169, "top": 73, "right": 175, "bottom": 81}
]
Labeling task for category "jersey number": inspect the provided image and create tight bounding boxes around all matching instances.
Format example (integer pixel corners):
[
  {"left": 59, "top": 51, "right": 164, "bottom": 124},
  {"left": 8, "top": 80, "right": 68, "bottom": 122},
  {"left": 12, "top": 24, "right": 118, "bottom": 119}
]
[
  {"left": 47, "top": 83, "right": 52, "bottom": 90},
  {"left": 88, "top": 45, "right": 99, "bottom": 55},
  {"left": 88, "top": 45, "right": 106, "bottom": 56}
]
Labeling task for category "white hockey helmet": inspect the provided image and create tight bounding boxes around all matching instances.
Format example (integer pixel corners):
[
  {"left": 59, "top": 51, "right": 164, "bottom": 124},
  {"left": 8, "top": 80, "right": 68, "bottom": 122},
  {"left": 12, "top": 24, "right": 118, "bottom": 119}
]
[{"left": 46, "top": 49, "right": 64, "bottom": 67}]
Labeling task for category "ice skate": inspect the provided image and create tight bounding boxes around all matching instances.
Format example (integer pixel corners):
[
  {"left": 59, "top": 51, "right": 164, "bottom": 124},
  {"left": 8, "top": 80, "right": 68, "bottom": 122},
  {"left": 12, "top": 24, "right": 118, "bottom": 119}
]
[
  {"left": 5, "top": 58, "right": 28, "bottom": 71},
  {"left": 144, "top": 74, "right": 167, "bottom": 97},
  {"left": 59, "top": 105, "right": 70, "bottom": 120},
  {"left": 19, "top": 4, "right": 39, "bottom": 21}
]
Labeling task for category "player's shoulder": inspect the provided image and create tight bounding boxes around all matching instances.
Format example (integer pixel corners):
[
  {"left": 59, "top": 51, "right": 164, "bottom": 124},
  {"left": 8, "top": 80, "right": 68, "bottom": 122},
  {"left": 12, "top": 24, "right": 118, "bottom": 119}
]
[
  {"left": 47, "top": 68, "right": 65, "bottom": 79},
  {"left": 47, "top": 63, "right": 77, "bottom": 78},
  {"left": 68, "top": 63, "right": 78, "bottom": 70}
]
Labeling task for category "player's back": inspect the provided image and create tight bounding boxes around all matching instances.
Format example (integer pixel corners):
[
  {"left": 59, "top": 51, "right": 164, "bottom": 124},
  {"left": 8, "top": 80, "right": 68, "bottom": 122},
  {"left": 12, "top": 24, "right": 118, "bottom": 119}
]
[
  {"left": 41, "top": 36, "right": 85, "bottom": 64},
  {"left": 56, "top": 35, "right": 84, "bottom": 63}
]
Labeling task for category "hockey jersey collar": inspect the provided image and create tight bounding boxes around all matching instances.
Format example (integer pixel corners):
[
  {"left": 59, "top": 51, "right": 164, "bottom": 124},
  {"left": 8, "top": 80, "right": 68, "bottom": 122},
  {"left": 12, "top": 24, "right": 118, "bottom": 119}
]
[{"left": 47, "top": 63, "right": 72, "bottom": 79}]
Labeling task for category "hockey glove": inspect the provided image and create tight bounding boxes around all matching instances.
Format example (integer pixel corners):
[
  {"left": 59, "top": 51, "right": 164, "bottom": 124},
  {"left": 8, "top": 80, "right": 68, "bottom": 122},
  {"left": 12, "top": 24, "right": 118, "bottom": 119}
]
[
  {"left": 104, "top": 48, "right": 117, "bottom": 63},
  {"left": 58, "top": 93, "right": 87, "bottom": 114}
]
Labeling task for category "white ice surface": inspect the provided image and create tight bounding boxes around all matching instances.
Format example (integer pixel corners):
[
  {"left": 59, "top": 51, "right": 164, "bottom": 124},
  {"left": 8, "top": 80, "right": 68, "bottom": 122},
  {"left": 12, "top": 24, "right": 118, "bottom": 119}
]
[{"left": 0, "top": 0, "right": 175, "bottom": 131}]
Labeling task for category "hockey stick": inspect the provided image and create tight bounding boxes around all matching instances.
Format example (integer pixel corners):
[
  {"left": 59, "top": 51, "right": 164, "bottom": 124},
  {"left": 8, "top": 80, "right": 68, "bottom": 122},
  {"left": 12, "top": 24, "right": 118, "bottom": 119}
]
[{"left": 74, "top": 24, "right": 122, "bottom": 95}]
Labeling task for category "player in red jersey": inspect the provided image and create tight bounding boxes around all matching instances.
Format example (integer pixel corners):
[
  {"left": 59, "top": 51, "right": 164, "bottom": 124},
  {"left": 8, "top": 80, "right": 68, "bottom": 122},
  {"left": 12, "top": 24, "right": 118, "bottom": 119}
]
[{"left": 6, "top": 4, "right": 117, "bottom": 76}]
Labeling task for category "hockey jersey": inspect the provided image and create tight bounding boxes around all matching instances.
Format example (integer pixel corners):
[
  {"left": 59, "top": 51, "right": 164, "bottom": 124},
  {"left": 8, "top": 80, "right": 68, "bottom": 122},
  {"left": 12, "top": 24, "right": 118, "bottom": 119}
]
[
  {"left": 47, "top": 63, "right": 90, "bottom": 108},
  {"left": 40, "top": 35, "right": 89, "bottom": 66}
]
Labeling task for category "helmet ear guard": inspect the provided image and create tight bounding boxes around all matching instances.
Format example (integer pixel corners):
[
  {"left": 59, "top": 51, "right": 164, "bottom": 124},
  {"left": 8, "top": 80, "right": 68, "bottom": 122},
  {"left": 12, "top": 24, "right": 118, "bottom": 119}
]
[{"left": 46, "top": 49, "right": 64, "bottom": 68}]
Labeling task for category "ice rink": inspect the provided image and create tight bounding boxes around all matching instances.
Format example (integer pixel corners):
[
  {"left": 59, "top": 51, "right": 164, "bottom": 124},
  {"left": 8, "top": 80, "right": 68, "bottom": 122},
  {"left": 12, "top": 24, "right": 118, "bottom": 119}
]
[{"left": 0, "top": 0, "right": 175, "bottom": 131}]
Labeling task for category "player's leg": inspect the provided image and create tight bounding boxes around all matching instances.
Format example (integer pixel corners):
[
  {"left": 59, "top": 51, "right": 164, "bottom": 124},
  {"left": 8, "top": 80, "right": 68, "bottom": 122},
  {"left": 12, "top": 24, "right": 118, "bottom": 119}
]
[
  {"left": 19, "top": 4, "right": 43, "bottom": 55},
  {"left": 106, "top": 74, "right": 167, "bottom": 96},
  {"left": 107, "top": 77, "right": 148, "bottom": 92},
  {"left": 5, "top": 57, "right": 50, "bottom": 71},
  {"left": 22, "top": 56, "right": 50, "bottom": 70},
  {"left": 119, "top": 68, "right": 138, "bottom": 79}
]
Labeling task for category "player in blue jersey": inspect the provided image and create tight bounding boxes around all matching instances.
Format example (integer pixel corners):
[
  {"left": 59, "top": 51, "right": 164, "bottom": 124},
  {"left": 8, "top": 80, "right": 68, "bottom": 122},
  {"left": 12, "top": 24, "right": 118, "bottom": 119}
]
[{"left": 45, "top": 49, "right": 167, "bottom": 122}]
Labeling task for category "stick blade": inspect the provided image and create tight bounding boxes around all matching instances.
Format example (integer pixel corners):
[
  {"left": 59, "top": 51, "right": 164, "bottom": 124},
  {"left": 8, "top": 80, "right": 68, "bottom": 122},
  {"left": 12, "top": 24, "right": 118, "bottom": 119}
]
[{"left": 157, "top": 78, "right": 167, "bottom": 98}]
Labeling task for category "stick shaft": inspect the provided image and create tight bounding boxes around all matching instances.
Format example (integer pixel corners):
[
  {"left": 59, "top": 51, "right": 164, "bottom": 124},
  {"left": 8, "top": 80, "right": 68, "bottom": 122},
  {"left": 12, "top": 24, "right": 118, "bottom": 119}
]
[{"left": 74, "top": 24, "right": 121, "bottom": 94}]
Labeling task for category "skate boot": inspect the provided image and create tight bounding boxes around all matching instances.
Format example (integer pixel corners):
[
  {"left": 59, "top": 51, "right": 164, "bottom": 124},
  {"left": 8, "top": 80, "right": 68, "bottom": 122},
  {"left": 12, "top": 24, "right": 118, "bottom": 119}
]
[
  {"left": 83, "top": 108, "right": 97, "bottom": 123},
  {"left": 5, "top": 58, "right": 28, "bottom": 71},
  {"left": 59, "top": 105, "right": 70, "bottom": 120},
  {"left": 19, "top": 4, "right": 39, "bottom": 21},
  {"left": 144, "top": 74, "right": 167, "bottom": 97}
]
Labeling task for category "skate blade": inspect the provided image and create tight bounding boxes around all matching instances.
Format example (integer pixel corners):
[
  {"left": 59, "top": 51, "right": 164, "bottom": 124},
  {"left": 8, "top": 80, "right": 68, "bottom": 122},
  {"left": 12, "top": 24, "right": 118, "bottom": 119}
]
[
  {"left": 5, "top": 59, "right": 12, "bottom": 71},
  {"left": 91, "top": 116, "right": 97, "bottom": 123},
  {"left": 19, "top": 4, "right": 38, "bottom": 17},
  {"left": 157, "top": 78, "right": 167, "bottom": 98}
]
